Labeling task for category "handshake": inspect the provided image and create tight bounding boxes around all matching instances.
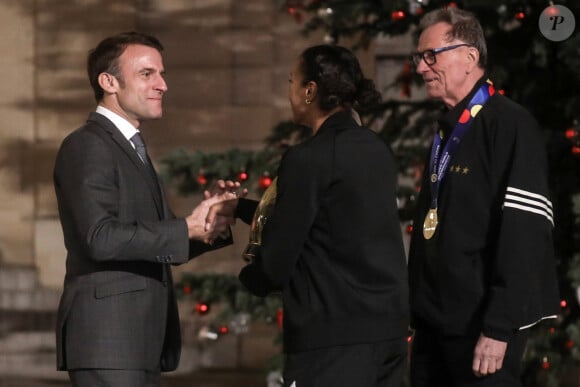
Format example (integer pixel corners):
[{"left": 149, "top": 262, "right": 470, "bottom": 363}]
[{"left": 185, "top": 180, "right": 248, "bottom": 244}]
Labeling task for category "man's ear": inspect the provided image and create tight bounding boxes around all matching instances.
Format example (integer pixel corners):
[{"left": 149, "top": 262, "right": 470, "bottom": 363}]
[
  {"left": 98, "top": 72, "right": 118, "bottom": 93},
  {"left": 465, "top": 47, "right": 480, "bottom": 73}
]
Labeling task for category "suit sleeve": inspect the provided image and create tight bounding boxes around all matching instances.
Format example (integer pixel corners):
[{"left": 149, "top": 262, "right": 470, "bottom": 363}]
[
  {"left": 239, "top": 146, "right": 325, "bottom": 295},
  {"left": 54, "top": 129, "right": 192, "bottom": 264},
  {"left": 482, "top": 109, "right": 559, "bottom": 341}
]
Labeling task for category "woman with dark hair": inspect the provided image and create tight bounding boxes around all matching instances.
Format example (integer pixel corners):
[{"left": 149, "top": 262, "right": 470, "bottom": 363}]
[{"left": 237, "top": 45, "right": 409, "bottom": 387}]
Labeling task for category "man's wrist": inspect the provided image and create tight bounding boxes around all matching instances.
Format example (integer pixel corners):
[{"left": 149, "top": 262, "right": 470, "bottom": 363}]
[{"left": 482, "top": 326, "right": 512, "bottom": 342}]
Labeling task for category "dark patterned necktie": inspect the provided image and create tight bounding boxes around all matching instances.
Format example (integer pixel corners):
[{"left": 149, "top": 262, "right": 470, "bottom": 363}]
[
  {"left": 130, "top": 132, "right": 163, "bottom": 204},
  {"left": 130, "top": 132, "right": 152, "bottom": 167}
]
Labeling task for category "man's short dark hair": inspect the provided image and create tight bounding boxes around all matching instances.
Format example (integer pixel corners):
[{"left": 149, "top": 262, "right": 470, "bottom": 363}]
[{"left": 87, "top": 31, "right": 164, "bottom": 102}]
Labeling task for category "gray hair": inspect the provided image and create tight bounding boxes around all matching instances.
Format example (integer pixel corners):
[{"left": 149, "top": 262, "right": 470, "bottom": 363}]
[{"left": 419, "top": 7, "right": 487, "bottom": 67}]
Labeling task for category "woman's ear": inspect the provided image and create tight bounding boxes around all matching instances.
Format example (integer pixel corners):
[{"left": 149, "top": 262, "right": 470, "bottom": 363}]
[
  {"left": 98, "top": 72, "right": 118, "bottom": 93},
  {"left": 305, "top": 81, "right": 317, "bottom": 102}
]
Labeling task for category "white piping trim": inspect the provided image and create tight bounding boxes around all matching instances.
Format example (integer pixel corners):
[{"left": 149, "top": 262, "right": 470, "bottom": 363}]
[{"left": 519, "top": 315, "right": 558, "bottom": 330}]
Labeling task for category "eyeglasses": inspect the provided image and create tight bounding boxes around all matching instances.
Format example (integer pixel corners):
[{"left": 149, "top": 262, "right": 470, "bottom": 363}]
[{"left": 411, "top": 44, "right": 472, "bottom": 66}]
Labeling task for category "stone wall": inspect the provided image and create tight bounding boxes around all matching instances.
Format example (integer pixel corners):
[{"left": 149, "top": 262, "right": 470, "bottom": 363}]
[{"left": 0, "top": 0, "right": 36, "bottom": 269}]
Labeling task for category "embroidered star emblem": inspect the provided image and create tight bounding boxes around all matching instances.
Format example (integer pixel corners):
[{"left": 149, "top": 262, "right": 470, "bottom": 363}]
[{"left": 462, "top": 167, "right": 469, "bottom": 174}]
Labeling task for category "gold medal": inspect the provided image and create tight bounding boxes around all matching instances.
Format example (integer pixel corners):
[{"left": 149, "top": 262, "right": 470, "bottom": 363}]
[{"left": 423, "top": 208, "right": 438, "bottom": 240}]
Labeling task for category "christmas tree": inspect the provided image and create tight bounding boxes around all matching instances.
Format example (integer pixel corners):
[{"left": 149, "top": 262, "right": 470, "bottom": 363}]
[{"left": 168, "top": 1, "right": 580, "bottom": 385}]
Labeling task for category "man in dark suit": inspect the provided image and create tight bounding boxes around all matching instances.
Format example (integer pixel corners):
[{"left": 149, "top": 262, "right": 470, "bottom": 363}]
[{"left": 53, "top": 31, "right": 238, "bottom": 387}]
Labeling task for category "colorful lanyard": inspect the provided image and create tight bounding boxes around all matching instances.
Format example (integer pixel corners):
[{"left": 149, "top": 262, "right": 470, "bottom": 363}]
[{"left": 428, "top": 80, "right": 495, "bottom": 210}]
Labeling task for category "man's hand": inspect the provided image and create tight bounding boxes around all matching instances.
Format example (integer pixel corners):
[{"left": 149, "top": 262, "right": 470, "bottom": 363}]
[
  {"left": 186, "top": 180, "right": 247, "bottom": 243},
  {"left": 472, "top": 334, "right": 507, "bottom": 377},
  {"left": 205, "top": 195, "right": 241, "bottom": 231},
  {"left": 186, "top": 192, "right": 237, "bottom": 243}
]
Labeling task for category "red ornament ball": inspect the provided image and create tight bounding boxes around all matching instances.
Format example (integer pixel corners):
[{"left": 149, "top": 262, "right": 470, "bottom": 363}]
[
  {"left": 195, "top": 302, "right": 210, "bottom": 315},
  {"left": 565, "top": 128, "right": 578, "bottom": 139},
  {"left": 183, "top": 285, "right": 192, "bottom": 295},
  {"left": 406, "top": 224, "right": 414, "bottom": 234},
  {"left": 219, "top": 325, "right": 229, "bottom": 334},
  {"left": 541, "top": 360, "right": 550, "bottom": 370},
  {"left": 259, "top": 174, "right": 273, "bottom": 190},
  {"left": 238, "top": 171, "right": 249, "bottom": 182},
  {"left": 287, "top": 6, "right": 302, "bottom": 22},
  {"left": 197, "top": 174, "right": 208, "bottom": 186},
  {"left": 391, "top": 10, "right": 405, "bottom": 21}
]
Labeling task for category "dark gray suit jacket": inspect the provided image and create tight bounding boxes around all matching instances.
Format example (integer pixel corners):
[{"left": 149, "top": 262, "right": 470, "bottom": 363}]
[{"left": 53, "top": 112, "right": 228, "bottom": 371}]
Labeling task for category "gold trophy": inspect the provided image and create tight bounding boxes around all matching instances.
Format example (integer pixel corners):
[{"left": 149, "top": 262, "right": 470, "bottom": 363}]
[{"left": 242, "top": 177, "right": 277, "bottom": 263}]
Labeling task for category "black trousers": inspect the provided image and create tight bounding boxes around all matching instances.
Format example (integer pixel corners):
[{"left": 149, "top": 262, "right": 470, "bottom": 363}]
[
  {"left": 68, "top": 368, "right": 161, "bottom": 387},
  {"left": 410, "top": 329, "right": 528, "bottom": 387},
  {"left": 283, "top": 337, "right": 408, "bottom": 387}
]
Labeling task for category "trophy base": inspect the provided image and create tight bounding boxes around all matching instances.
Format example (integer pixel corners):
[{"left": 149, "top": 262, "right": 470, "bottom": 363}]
[{"left": 242, "top": 243, "right": 261, "bottom": 263}]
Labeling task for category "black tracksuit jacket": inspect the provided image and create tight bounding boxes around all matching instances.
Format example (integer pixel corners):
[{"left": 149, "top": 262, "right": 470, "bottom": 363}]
[{"left": 408, "top": 77, "right": 560, "bottom": 342}]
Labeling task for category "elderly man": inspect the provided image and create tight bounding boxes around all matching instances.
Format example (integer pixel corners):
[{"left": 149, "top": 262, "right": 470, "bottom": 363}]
[{"left": 408, "top": 7, "right": 559, "bottom": 387}]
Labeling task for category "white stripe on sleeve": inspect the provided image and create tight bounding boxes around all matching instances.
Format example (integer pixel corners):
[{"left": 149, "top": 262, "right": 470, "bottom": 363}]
[{"left": 503, "top": 187, "right": 554, "bottom": 225}]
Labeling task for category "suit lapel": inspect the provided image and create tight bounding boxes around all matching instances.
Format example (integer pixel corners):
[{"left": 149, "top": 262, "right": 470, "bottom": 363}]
[{"left": 88, "top": 113, "right": 165, "bottom": 219}]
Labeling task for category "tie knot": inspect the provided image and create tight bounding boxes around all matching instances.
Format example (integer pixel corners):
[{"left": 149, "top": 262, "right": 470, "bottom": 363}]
[{"left": 131, "top": 132, "right": 146, "bottom": 148}]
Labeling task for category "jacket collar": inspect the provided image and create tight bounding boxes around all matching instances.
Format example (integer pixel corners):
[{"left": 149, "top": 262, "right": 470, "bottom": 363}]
[{"left": 315, "top": 110, "right": 360, "bottom": 136}]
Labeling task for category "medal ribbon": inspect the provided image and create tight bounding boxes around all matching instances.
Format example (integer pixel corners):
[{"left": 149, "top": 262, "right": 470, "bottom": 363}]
[{"left": 428, "top": 80, "right": 495, "bottom": 210}]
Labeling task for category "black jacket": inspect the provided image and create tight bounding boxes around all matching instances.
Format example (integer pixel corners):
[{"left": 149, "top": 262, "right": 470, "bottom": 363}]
[
  {"left": 408, "top": 77, "right": 560, "bottom": 341},
  {"left": 239, "top": 111, "right": 409, "bottom": 353}
]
